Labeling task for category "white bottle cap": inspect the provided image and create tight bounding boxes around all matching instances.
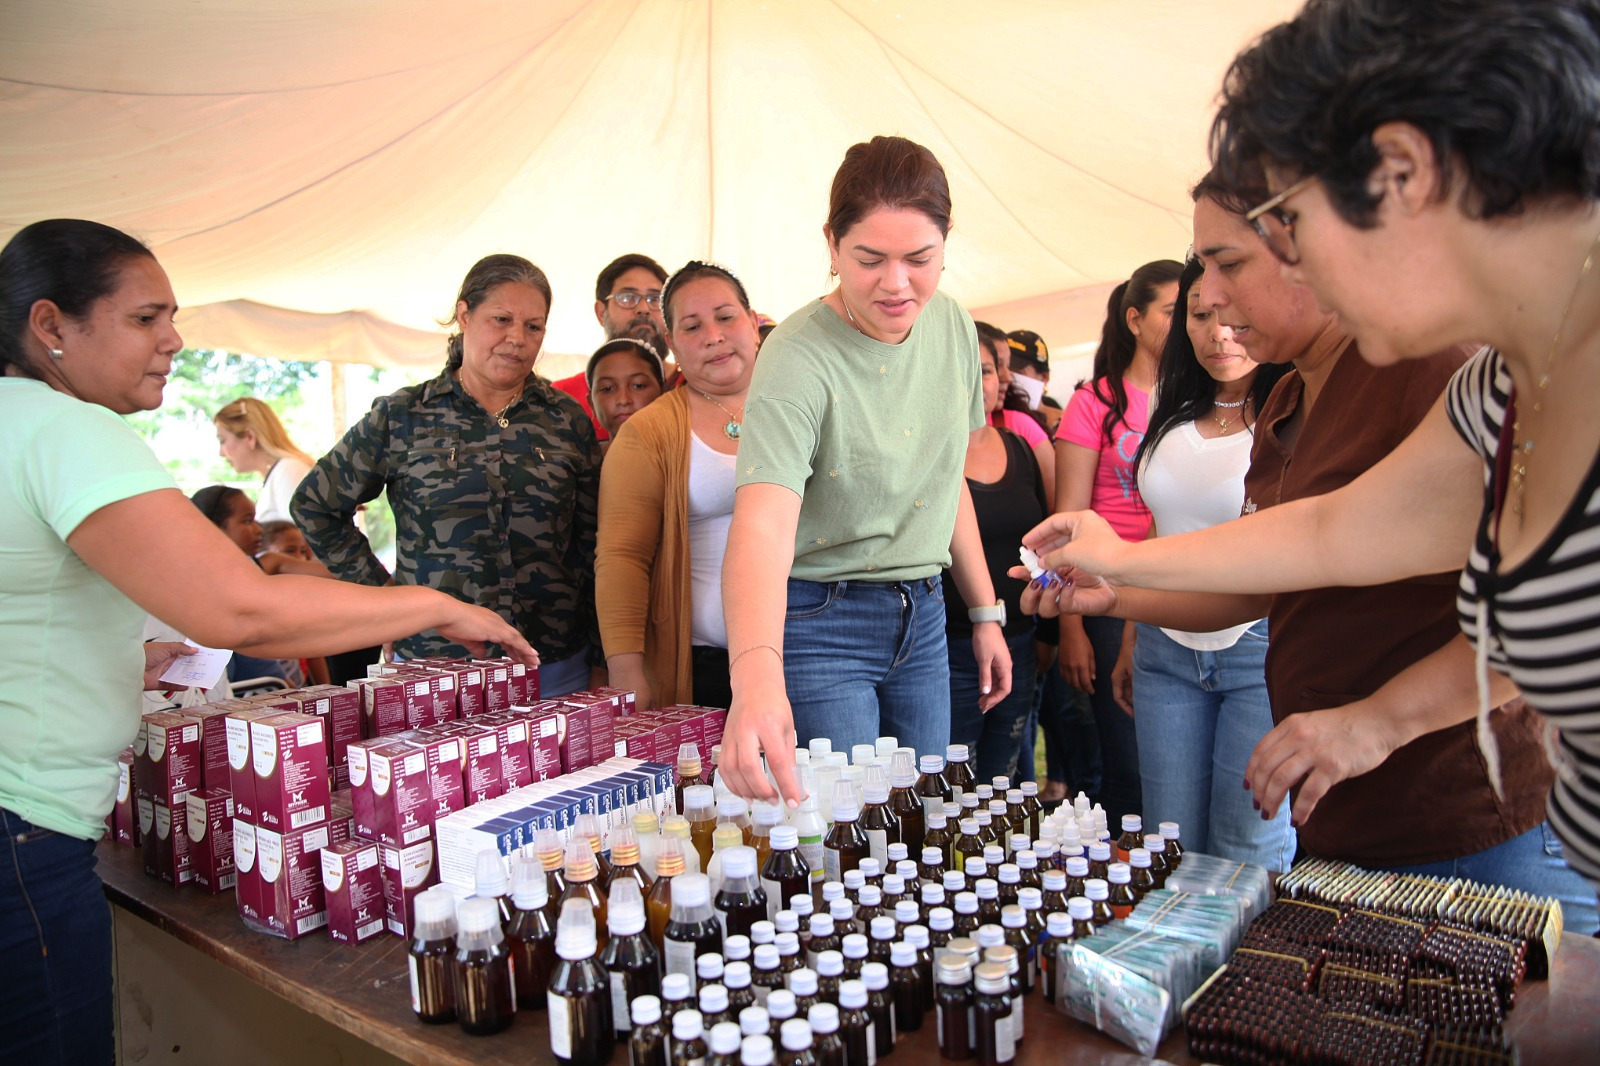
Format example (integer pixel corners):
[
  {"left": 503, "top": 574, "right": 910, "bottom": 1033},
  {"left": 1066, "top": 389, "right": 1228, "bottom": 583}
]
[
  {"left": 554, "top": 897, "right": 596, "bottom": 960},
  {"left": 1085, "top": 878, "right": 1109, "bottom": 901},
  {"left": 921, "top": 884, "right": 945, "bottom": 907},
  {"left": 830, "top": 780, "right": 860, "bottom": 822},
  {"left": 975, "top": 879, "right": 999, "bottom": 900},
  {"left": 894, "top": 900, "right": 919, "bottom": 924},
  {"left": 742, "top": 1034, "right": 774, "bottom": 1066},
  {"left": 809, "top": 913, "right": 835, "bottom": 937},
  {"left": 882, "top": 874, "right": 905, "bottom": 896},
  {"left": 964, "top": 857, "right": 987, "bottom": 879},
  {"left": 709, "top": 1021, "right": 742, "bottom": 1055},
  {"left": 870, "top": 916, "right": 896, "bottom": 941},
  {"left": 844, "top": 869, "right": 866, "bottom": 892},
  {"left": 1042, "top": 869, "right": 1067, "bottom": 892},
  {"left": 851, "top": 744, "right": 877, "bottom": 767},
  {"left": 608, "top": 878, "right": 647, "bottom": 936},
  {"left": 808, "top": 1002, "right": 840, "bottom": 1034},
  {"left": 790, "top": 894, "right": 814, "bottom": 917},
  {"left": 674, "top": 872, "right": 711, "bottom": 907},
  {"left": 998, "top": 863, "right": 1020, "bottom": 884},
  {"left": 1130, "top": 848, "right": 1151, "bottom": 869},
  {"left": 809, "top": 739, "right": 833, "bottom": 759},
  {"left": 1066, "top": 856, "right": 1090, "bottom": 877},
  {"left": 412, "top": 887, "right": 457, "bottom": 940},
  {"left": 837, "top": 979, "right": 867, "bottom": 1009},
  {"left": 954, "top": 892, "right": 978, "bottom": 915},
  {"left": 889, "top": 750, "right": 917, "bottom": 788},
  {"left": 455, "top": 896, "right": 504, "bottom": 949},
  {"left": 859, "top": 857, "right": 882, "bottom": 880},
  {"left": 1108, "top": 862, "right": 1131, "bottom": 884},
  {"left": 942, "top": 870, "right": 965, "bottom": 892},
  {"left": 860, "top": 962, "right": 889, "bottom": 991},
  {"left": 1121, "top": 814, "right": 1142, "bottom": 833},
  {"left": 753, "top": 943, "right": 780, "bottom": 970},
  {"left": 663, "top": 972, "right": 694, "bottom": 1002},
  {"left": 672, "top": 1008, "right": 705, "bottom": 1041},
  {"left": 780, "top": 1018, "right": 813, "bottom": 1052},
  {"left": 775, "top": 910, "right": 799, "bottom": 934},
  {"left": 919, "top": 754, "right": 946, "bottom": 774},
  {"left": 700, "top": 984, "right": 730, "bottom": 1013},
  {"left": 724, "top": 960, "right": 752, "bottom": 988},
  {"left": 684, "top": 784, "right": 716, "bottom": 811},
  {"left": 724, "top": 934, "right": 751, "bottom": 961},
  {"left": 719, "top": 795, "right": 749, "bottom": 819},
  {"left": 829, "top": 898, "right": 854, "bottom": 923},
  {"left": 841, "top": 933, "right": 868, "bottom": 959},
  {"left": 983, "top": 844, "right": 1005, "bottom": 865},
  {"left": 770, "top": 825, "right": 798, "bottom": 850},
  {"left": 510, "top": 854, "right": 547, "bottom": 909},
  {"left": 751, "top": 920, "right": 776, "bottom": 945},
  {"left": 945, "top": 744, "right": 969, "bottom": 763},
  {"left": 697, "top": 952, "right": 725, "bottom": 981},
  {"left": 1068, "top": 897, "right": 1094, "bottom": 921},
  {"left": 474, "top": 849, "right": 508, "bottom": 897},
  {"left": 722, "top": 845, "right": 758, "bottom": 880},
  {"left": 739, "top": 1007, "right": 769, "bottom": 1037},
  {"left": 928, "top": 906, "right": 953, "bottom": 931},
  {"left": 905, "top": 923, "right": 930, "bottom": 949},
  {"left": 1160, "top": 821, "right": 1181, "bottom": 840},
  {"left": 858, "top": 885, "right": 881, "bottom": 907},
  {"left": 633, "top": 994, "right": 662, "bottom": 1025},
  {"left": 1018, "top": 887, "right": 1042, "bottom": 910},
  {"left": 775, "top": 932, "right": 799, "bottom": 956},
  {"left": 875, "top": 737, "right": 898, "bottom": 757},
  {"left": 767, "top": 989, "right": 796, "bottom": 1020},
  {"left": 1001, "top": 905, "right": 1026, "bottom": 929},
  {"left": 890, "top": 941, "right": 916, "bottom": 966},
  {"left": 976, "top": 924, "right": 1005, "bottom": 949},
  {"left": 815, "top": 949, "right": 843, "bottom": 976}
]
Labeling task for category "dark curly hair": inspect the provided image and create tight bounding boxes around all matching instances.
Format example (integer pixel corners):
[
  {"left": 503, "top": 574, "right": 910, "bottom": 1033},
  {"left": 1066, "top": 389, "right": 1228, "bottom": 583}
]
[
  {"left": 662, "top": 260, "right": 752, "bottom": 332},
  {"left": 1211, "top": 0, "right": 1600, "bottom": 226}
]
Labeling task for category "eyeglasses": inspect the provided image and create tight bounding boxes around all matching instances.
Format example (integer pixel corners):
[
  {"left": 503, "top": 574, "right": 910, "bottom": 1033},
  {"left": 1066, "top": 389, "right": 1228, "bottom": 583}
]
[
  {"left": 605, "top": 290, "right": 663, "bottom": 311},
  {"left": 1245, "top": 174, "right": 1318, "bottom": 265}
]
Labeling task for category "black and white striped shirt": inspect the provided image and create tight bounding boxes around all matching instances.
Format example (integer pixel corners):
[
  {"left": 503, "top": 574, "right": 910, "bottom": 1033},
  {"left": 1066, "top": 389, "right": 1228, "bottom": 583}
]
[{"left": 1449, "top": 348, "right": 1600, "bottom": 888}]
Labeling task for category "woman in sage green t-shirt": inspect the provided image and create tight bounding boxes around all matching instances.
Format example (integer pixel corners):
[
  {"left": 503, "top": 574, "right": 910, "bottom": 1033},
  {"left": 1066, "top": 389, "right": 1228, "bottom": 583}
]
[{"left": 716, "top": 136, "right": 1013, "bottom": 807}]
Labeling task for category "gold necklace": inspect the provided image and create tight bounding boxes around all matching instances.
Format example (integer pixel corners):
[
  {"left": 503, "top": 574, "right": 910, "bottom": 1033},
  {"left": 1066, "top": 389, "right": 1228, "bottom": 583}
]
[
  {"left": 695, "top": 388, "right": 745, "bottom": 440},
  {"left": 1212, "top": 394, "right": 1251, "bottom": 433},
  {"left": 840, "top": 293, "right": 866, "bottom": 335},
  {"left": 492, "top": 401, "right": 514, "bottom": 429},
  {"left": 1510, "top": 227, "right": 1600, "bottom": 517}
]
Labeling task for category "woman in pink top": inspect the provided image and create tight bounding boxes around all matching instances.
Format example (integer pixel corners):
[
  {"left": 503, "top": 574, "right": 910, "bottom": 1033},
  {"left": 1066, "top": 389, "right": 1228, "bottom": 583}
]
[{"left": 1054, "top": 259, "right": 1182, "bottom": 824}]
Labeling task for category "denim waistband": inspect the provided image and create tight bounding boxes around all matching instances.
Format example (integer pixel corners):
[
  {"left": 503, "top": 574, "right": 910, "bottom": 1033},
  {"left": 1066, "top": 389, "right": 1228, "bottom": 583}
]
[{"left": 790, "top": 576, "right": 941, "bottom": 596}]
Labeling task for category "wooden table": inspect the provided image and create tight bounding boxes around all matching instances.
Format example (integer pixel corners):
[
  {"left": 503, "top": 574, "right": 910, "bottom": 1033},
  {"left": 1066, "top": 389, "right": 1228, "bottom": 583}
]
[{"left": 98, "top": 841, "right": 1600, "bottom": 1065}]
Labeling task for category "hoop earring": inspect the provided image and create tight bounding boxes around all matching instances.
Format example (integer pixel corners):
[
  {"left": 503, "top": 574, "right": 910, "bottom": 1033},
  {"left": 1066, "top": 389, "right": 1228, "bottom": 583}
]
[{"left": 48, "top": 348, "right": 63, "bottom": 360}]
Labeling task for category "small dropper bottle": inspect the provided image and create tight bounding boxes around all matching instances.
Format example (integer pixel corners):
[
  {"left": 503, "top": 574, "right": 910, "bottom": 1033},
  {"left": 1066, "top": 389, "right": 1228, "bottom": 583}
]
[
  {"left": 549, "top": 898, "right": 616, "bottom": 1065},
  {"left": 408, "top": 886, "right": 457, "bottom": 1024},
  {"left": 454, "top": 896, "right": 515, "bottom": 1036}
]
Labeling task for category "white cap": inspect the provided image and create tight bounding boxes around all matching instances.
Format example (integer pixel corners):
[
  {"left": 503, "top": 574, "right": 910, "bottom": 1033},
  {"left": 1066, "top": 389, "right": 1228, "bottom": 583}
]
[
  {"left": 870, "top": 916, "right": 896, "bottom": 941},
  {"left": 719, "top": 795, "right": 749, "bottom": 818},
  {"left": 1089, "top": 840, "right": 1111, "bottom": 861},
  {"left": 976, "top": 925, "right": 1005, "bottom": 949},
  {"left": 964, "top": 857, "right": 987, "bottom": 879},
  {"left": 722, "top": 845, "right": 758, "bottom": 880},
  {"left": 1160, "top": 821, "right": 1181, "bottom": 840},
  {"left": 998, "top": 863, "right": 1020, "bottom": 884},
  {"left": 1046, "top": 912, "right": 1073, "bottom": 936},
  {"left": 942, "top": 870, "right": 965, "bottom": 892},
  {"left": 1018, "top": 887, "right": 1042, "bottom": 910},
  {"left": 1066, "top": 856, "right": 1089, "bottom": 877},
  {"left": 830, "top": 780, "right": 860, "bottom": 822},
  {"left": 1121, "top": 814, "right": 1142, "bottom": 833},
  {"left": 895, "top": 861, "right": 919, "bottom": 884},
  {"left": 770, "top": 825, "right": 798, "bottom": 850},
  {"left": 983, "top": 845, "right": 1005, "bottom": 865},
  {"left": 851, "top": 744, "right": 876, "bottom": 767},
  {"left": 919, "top": 754, "right": 945, "bottom": 774},
  {"left": 859, "top": 857, "right": 882, "bottom": 880},
  {"left": 724, "top": 934, "right": 751, "bottom": 961},
  {"left": 673, "top": 1008, "right": 705, "bottom": 1041},
  {"left": 815, "top": 950, "right": 843, "bottom": 977},
  {"left": 1008, "top": 833, "right": 1030, "bottom": 853},
  {"left": 1144, "top": 833, "right": 1165, "bottom": 852},
  {"left": 875, "top": 737, "right": 898, "bottom": 757},
  {"left": 554, "top": 897, "right": 596, "bottom": 960},
  {"left": 709, "top": 1021, "right": 742, "bottom": 1055},
  {"left": 838, "top": 979, "right": 868, "bottom": 1009},
  {"left": 674, "top": 872, "right": 711, "bottom": 907},
  {"left": 608, "top": 878, "right": 647, "bottom": 936},
  {"left": 905, "top": 924, "right": 930, "bottom": 949},
  {"left": 767, "top": 989, "right": 796, "bottom": 1020},
  {"left": 1130, "top": 848, "right": 1151, "bottom": 869},
  {"left": 789, "top": 967, "right": 819, "bottom": 995},
  {"left": 700, "top": 984, "right": 729, "bottom": 1013},
  {"left": 822, "top": 880, "right": 845, "bottom": 902},
  {"left": 775, "top": 932, "right": 800, "bottom": 956},
  {"left": 739, "top": 1007, "right": 769, "bottom": 1037},
  {"left": 751, "top": 920, "right": 776, "bottom": 945},
  {"left": 790, "top": 894, "right": 814, "bottom": 917},
  {"left": 663, "top": 972, "right": 694, "bottom": 1002},
  {"left": 975, "top": 879, "right": 999, "bottom": 900},
  {"left": 859, "top": 885, "right": 882, "bottom": 906},
  {"left": 1001, "top": 905, "right": 1026, "bottom": 929},
  {"left": 921, "top": 884, "right": 945, "bottom": 906},
  {"left": 890, "top": 941, "right": 916, "bottom": 966},
  {"left": 1068, "top": 897, "right": 1094, "bottom": 921},
  {"left": 844, "top": 870, "right": 866, "bottom": 892},
  {"left": 457, "top": 898, "right": 506, "bottom": 951},
  {"left": 860, "top": 962, "right": 889, "bottom": 991},
  {"left": 474, "top": 850, "right": 508, "bottom": 897},
  {"left": 928, "top": 907, "right": 953, "bottom": 931},
  {"left": 742, "top": 1034, "right": 774, "bottom": 1066},
  {"left": 921, "top": 846, "right": 944, "bottom": 866},
  {"left": 775, "top": 911, "right": 799, "bottom": 934},
  {"left": 841, "top": 933, "right": 868, "bottom": 959},
  {"left": 809, "top": 913, "right": 835, "bottom": 937},
  {"left": 511, "top": 854, "right": 547, "bottom": 910},
  {"left": 945, "top": 744, "right": 969, "bottom": 763},
  {"left": 1042, "top": 870, "right": 1067, "bottom": 891},
  {"left": 887, "top": 840, "right": 910, "bottom": 862},
  {"left": 829, "top": 899, "right": 854, "bottom": 923},
  {"left": 808, "top": 1002, "right": 840, "bottom": 1034},
  {"left": 809, "top": 739, "right": 833, "bottom": 759},
  {"left": 753, "top": 943, "right": 781, "bottom": 971},
  {"left": 1021, "top": 781, "right": 1039, "bottom": 797},
  {"left": 412, "top": 886, "right": 457, "bottom": 940},
  {"left": 889, "top": 750, "right": 917, "bottom": 788},
  {"left": 1108, "top": 862, "right": 1131, "bottom": 884},
  {"left": 633, "top": 995, "right": 662, "bottom": 1025},
  {"left": 684, "top": 784, "right": 716, "bottom": 811},
  {"left": 1085, "top": 878, "right": 1109, "bottom": 901},
  {"left": 697, "top": 953, "right": 725, "bottom": 980},
  {"left": 780, "top": 1018, "right": 812, "bottom": 1052},
  {"left": 724, "top": 960, "right": 752, "bottom": 989},
  {"left": 882, "top": 874, "right": 905, "bottom": 896},
  {"left": 954, "top": 892, "right": 978, "bottom": 915},
  {"left": 894, "top": 900, "right": 919, "bottom": 924},
  {"left": 991, "top": 776, "right": 1010, "bottom": 791}
]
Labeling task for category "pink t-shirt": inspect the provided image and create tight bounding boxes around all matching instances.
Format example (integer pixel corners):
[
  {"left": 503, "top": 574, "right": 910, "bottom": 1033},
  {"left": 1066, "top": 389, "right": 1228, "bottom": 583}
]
[
  {"left": 1057, "top": 380, "right": 1152, "bottom": 541},
  {"left": 992, "top": 408, "right": 1048, "bottom": 448}
]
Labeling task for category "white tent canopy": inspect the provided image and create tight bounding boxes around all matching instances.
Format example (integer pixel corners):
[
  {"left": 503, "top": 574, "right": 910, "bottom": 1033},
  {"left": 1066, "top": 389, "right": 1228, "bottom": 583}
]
[{"left": 2, "top": 0, "right": 1297, "bottom": 377}]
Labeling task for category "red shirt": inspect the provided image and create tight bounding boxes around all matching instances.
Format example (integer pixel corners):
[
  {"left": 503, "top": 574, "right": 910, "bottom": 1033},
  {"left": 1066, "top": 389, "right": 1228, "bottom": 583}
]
[{"left": 551, "top": 371, "right": 607, "bottom": 442}]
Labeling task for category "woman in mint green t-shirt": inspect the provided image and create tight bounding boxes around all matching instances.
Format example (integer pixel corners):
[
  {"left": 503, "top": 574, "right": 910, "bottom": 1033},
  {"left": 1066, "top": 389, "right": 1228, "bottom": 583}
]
[
  {"left": 717, "top": 137, "right": 1013, "bottom": 807},
  {"left": 0, "top": 220, "right": 538, "bottom": 1065}
]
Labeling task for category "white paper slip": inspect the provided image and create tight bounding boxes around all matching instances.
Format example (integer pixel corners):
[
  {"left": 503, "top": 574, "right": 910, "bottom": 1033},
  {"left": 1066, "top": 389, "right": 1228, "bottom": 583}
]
[{"left": 159, "top": 645, "right": 233, "bottom": 690}]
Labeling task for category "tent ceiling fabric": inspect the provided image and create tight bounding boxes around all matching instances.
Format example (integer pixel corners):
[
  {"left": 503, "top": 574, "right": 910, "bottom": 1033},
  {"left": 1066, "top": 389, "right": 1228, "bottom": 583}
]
[{"left": 1, "top": 0, "right": 1298, "bottom": 369}]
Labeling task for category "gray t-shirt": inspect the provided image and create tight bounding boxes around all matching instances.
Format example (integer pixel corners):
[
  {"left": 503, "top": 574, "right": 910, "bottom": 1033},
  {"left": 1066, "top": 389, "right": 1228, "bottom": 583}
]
[{"left": 736, "top": 291, "right": 984, "bottom": 582}]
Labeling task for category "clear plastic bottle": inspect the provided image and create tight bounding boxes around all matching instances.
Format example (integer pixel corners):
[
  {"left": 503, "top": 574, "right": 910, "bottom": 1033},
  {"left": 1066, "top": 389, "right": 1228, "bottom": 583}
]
[
  {"left": 454, "top": 896, "right": 515, "bottom": 1036},
  {"left": 603, "top": 879, "right": 662, "bottom": 1034},
  {"left": 665, "top": 873, "right": 723, "bottom": 986},
  {"left": 633, "top": 995, "right": 670, "bottom": 1066},
  {"left": 550, "top": 898, "right": 617, "bottom": 1062},
  {"left": 507, "top": 854, "right": 557, "bottom": 1011},
  {"left": 714, "top": 843, "right": 767, "bottom": 936},
  {"left": 684, "top": 786, "right": 720, "bottom": 874},
  {"left": 718, "top": 795, "right": 754, "bottom": 847},
  {"left": 822, "top": 782, "right": 868, "bottom": 883},
  {"left": 636, "top": 810, "right": 664, "bottom": 879},
  {"left": 408, "top": 886, "right": 457, "bottom": 1024},
  {"left": 677, "top": 742, "right": 707, "bottom": 814}
]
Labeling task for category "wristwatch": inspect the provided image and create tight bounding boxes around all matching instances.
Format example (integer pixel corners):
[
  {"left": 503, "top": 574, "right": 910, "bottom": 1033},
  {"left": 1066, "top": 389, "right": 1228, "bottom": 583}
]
[{"left": 968, "top": 602, "right": 1006, "bottom": 626}]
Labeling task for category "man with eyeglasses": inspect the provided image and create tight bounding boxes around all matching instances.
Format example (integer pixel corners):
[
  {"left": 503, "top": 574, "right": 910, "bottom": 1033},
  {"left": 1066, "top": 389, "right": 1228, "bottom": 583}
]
[{"left": 552, "top": 253, "right": 672, "bottom": 440}]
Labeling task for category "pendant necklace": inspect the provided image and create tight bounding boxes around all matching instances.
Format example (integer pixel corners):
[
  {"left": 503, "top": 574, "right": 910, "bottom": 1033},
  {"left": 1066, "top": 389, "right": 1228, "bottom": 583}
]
[
  {"left": 696, "top": 389, "right": 745, "bottom": 440},
  {"left": 492, "top": 402, "right": 513, "bottom": 429},
  {"left": 1212, "top": 394, "right": 1250, "bottom": 433}
]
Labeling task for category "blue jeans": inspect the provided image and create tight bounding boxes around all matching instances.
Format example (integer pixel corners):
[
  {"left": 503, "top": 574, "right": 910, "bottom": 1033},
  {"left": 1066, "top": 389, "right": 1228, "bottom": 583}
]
[
  {"left": 784, "top": 577, "right": 951, "bottom": 758},
  {"left": 1036, "top": 666, "right": 1100, "bottom": 793},
  {"left": 539, "top": 646, "right": 593, "bottom": 699},
  {"left": 949, "top": 630, "right": 1037, "bottom": 783},
  {"left": 1374, "top": 822, "right": 1599, "bottom": 936},
  {"left": 1131, "top": 621, "right": 1296, "bottom": 870},
  {"left": 0, "top": 808, "right": 114, "bottom": 1065},
  {"left": 1083, "top": 615, "right": 1141, "bottom": 824}
]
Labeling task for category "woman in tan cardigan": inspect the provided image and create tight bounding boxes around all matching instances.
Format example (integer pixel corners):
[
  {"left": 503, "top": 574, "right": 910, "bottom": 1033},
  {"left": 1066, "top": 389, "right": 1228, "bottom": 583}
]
[{"left": 596, "top": 261, "right": 760, "bottom": 709}]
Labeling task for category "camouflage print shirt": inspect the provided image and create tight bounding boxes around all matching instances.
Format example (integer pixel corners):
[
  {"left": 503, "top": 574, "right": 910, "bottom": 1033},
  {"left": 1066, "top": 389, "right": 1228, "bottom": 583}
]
[{"left": 292, "top": 367, "right": 601, "bottom": 663}]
